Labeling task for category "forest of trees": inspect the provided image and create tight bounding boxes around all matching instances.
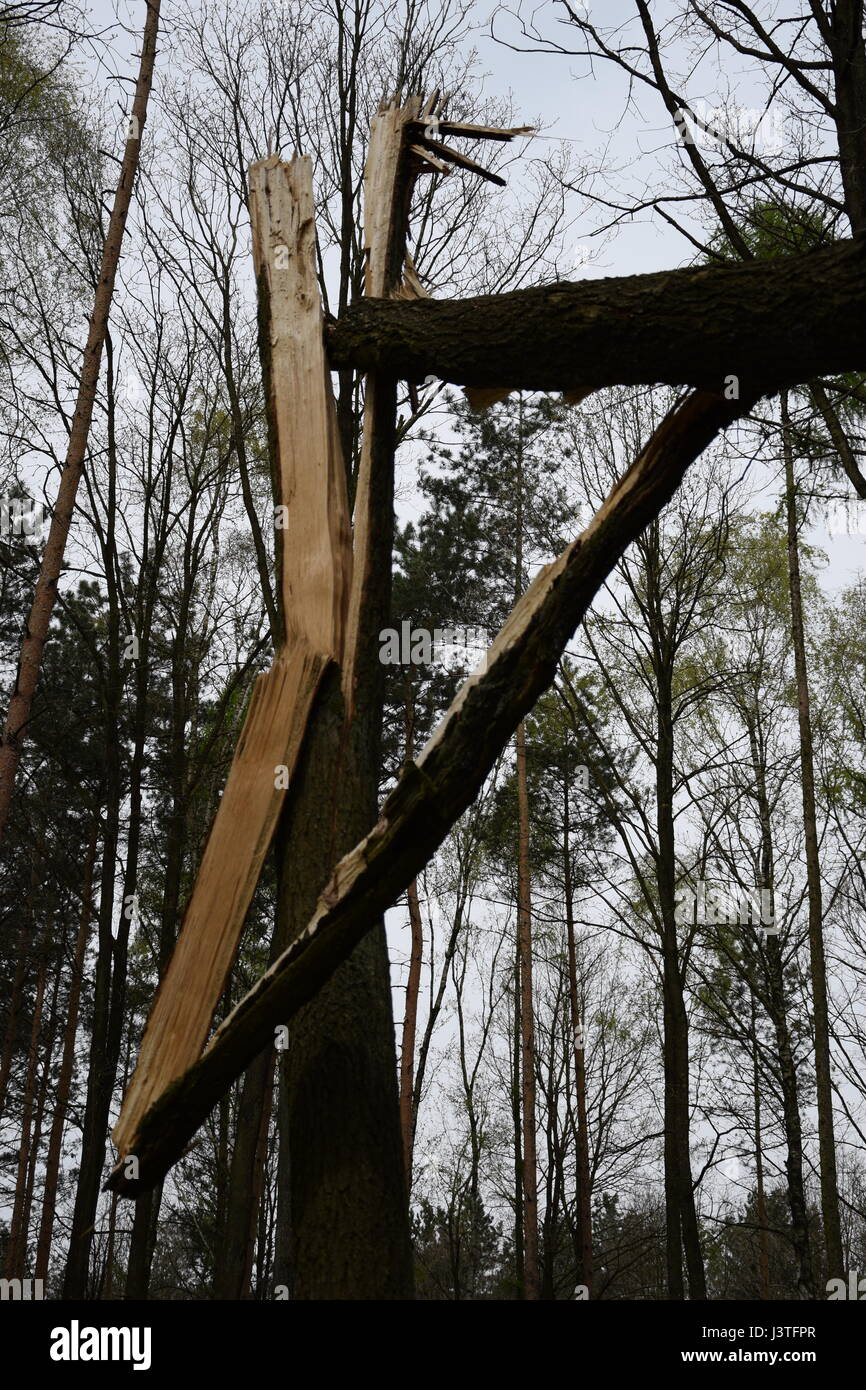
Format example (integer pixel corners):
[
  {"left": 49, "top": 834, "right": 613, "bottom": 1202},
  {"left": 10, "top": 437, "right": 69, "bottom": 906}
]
[{"left": 2, "top": 0, "right": 866, "bottom": 1310}]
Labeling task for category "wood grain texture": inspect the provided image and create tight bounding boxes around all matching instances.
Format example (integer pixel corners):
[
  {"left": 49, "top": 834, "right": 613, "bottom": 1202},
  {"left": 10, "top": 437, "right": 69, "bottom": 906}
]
[
  {"left": 249, "top": 154, "right": 352, "bottom": 656},
  {"left": 112, "top": 644, "right": 329, "bottom": 1154},
  {"left": 114, "top": 157, "right": 351, "bottom": 1163},
  {"left": 342, "top": 98, "right": 422, "bottom": 717}
]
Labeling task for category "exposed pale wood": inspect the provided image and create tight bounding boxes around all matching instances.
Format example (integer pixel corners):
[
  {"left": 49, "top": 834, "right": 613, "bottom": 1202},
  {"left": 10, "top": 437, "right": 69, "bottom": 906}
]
[
  {"left": 409, "top": 143, "right": 452, "bottom": 175},
  {"left": 342, "top": 96, "right": 423, "bottom": 715},
  {"left": 249, "top": 155, "right": 352, "bottom": 656},
  {"left": 411, "top": 119, "right": 535, "bottom": 142},
  {"left": 394, "top": 252, "right": 430, "bottom": 301},
  {"left": 114, "top": 156, "right": 352, "bottom": 1165},
  {"left": 106, "top": 385, "right": 762, "bottom": 1195},
  {"left": 417, "top": 137, "right": 506, "bottom": 185},
  {"left": 110, "top": 101, "right": 544, "bottom": 1189},
  {"left": 112, "top": 644, "right": 330, "bottom": 1155}
]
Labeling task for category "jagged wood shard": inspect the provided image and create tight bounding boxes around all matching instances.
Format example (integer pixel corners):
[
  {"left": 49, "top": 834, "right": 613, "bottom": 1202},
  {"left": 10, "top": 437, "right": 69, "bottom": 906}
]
[
  {"left": 416, "top": 137, "right": 506, "bottom": 185},
  {"left": 342, "top": 96, "right": 423, "bottom": 715},
  {"left": 249, "top": 155, "right": 352, "bottom": 654},
  {"left": 112, "top": 645, "right": 329, "bottom": 1155},
  {"left": 112, "top": 155, "right": 352, "bottom": 1164}
]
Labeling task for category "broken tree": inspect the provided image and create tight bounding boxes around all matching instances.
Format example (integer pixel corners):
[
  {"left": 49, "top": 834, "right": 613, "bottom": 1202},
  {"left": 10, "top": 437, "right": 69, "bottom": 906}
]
[
  {"left": 111, "top": 96, "right": 530, "bottom": 1297},
  {"left": 107, "top": 88, "right": 866, "bottom": 1301}
]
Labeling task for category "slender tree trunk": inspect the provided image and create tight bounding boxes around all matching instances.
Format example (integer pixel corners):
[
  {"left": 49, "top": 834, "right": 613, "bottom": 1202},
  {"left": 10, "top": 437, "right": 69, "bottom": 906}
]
[
  {"left": 399, "top": 681, "right": 423, "bottom": 1189},
  {"left": 752, "top": 1000, "right": 771, "bottom": 1301},
  {"left": 273, "top": 1052, "right": 292, "bottom": 1296},
  {"left": 563, "top": 784, "right": 593, "bottom": 1292},
  {"left": 511, "top": 940, "right": 524, "bottom": 1298},
  {"left": 214, "top": 1049, "right": 276, "bottom": 1299},
  {"left": 656, "top": 660, "right": 706, "bottom": 1299},
  {"left": 0, "top": 829, "right": 44, "bottom": 1119},
  {"left": 35, "top": 822, "right": 98, "bottom": 1282},
  {"left": 0, "top": 925, "right": 29, "bottom": 1121},
  {"left": 0, "top": 0, "right": 162, "bottom": 838},
  {"left": 102, "top": 1190, "right": 119, "bottom": 1299},
  {"left": 746, "top": 708, "right": 815, "bottom": 1297},
  {"left": 515, "top": 718, "right": 540, "bottom": 1300},
  {"left": 781, "top": 392, "right": 844, "bottom": 1284},
  {"left": 400, "top": 880, "right": 424, "bottom": 1191},
  {"left": 19, "top": 951, "right": 61, "bottom": 1276},
  {"left": 4, "top": 919, "right": 51, "bottom": 1276}
]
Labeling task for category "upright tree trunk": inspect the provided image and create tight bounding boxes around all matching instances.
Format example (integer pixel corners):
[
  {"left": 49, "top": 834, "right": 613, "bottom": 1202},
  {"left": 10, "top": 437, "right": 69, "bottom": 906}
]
[
  {"left": 35, "top": 822, "right": 97, "bottom": 1282},
  {"left": 746, "top": 709, "right": 815, "bottom": 1297},
  {"left": 751, "top": 999, "right": 771, "bottom": 1301},
  {"left": 563, "top": 784, "right": 593, "bottom": 1292},
  {"left": 399, "top": 681, "right": 423, "bottom": 1190},
  {"left": 19, "top": 953, "right": 61, "bottom": 1277},
  {"left": 4, "top": 919, "right": 51, "bottom": 1276},
  {"left": 400, "top": 879, "right": 424, "bottom": 1191},
  {"left": 214, "top": 1049, "right": 276, "bottom": 1299},
  {"left": 515, "top": 719, "right": 540, "bottom": 1300},
  {"left": 781, "top": 392, "right": 844, "bottom": 1284},
  {"left": 0, "top": 0, "right": 162, "bottom": 838},
  {"left": 655, "top": 662, "right": 706, "bottom": 1299},
  {"left": 0, "top": 836, "right": 42, "bottom": 1120},
  {"left": 511, "top": 940, "right": 524, "bottom": 1297}
]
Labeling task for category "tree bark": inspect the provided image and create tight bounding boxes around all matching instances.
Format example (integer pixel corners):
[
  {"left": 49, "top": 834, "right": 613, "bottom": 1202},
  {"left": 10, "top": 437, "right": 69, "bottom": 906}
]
[
  {"left": 399, "top": 878, "right": 424, "bottom": 1192},
  {"left": 751, "top": 998, "right": 771, "bottom": 1301},
  {"left": 327, "top": 237, "right": 866, "bottom": 397}
]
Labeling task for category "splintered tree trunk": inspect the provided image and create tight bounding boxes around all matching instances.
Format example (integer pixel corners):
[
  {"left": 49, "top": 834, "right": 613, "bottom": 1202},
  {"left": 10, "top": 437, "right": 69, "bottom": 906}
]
[
  {"left": 781, "top": 393, "right": 844, "bottom": 1285},
  {"left": 253, "top": 129, "right": 415, "bottom": 1297},
  {"left": 563, "top": 786, "right": 593, "bottom": 1292},
  {"left": 515, "top": 718, "right": 540, "bottom": 1300},
  {"left": 0, "top": 0, "right": 162, "bottom": 839},
  {"left": 105, "top": 388, "right": 759, "bottom": 1199}
]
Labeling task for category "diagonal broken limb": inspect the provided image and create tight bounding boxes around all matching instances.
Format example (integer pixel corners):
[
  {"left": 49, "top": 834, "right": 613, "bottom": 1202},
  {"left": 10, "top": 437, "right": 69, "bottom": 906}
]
[{"left": 106, "top": 383, "right": 763, "bottom": 1195}]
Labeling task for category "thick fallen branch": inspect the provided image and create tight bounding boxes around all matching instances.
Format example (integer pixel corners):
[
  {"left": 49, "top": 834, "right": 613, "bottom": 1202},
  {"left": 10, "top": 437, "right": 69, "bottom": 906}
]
[
  {"left": 107, "top": 383, "right": 763, "bottom": 1195},
  {"left": 326, "top": 235, "right": 866, "bottom": 395}
]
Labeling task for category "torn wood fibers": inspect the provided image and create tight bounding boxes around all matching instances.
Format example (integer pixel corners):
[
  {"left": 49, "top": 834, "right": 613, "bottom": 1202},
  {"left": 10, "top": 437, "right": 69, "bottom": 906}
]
[{"left": 110, "top": 95, "right": 530, "bottom": 1190}]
